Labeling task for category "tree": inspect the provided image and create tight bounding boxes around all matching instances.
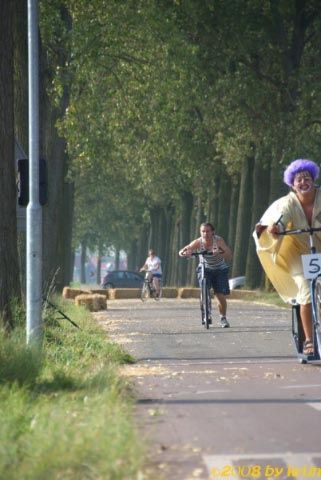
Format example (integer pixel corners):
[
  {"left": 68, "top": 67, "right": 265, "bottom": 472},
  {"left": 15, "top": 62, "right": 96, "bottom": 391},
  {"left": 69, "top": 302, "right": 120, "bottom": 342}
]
[{"left": 0, "top": 0, "right": 21, "bottom": 330}]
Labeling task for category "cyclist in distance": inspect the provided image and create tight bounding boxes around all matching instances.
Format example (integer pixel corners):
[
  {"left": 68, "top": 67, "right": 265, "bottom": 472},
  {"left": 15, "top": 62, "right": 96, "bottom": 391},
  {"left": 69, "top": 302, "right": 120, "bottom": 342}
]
[
  {"left": 179, "top": 222, "right": 233, "bottom": 328},
  {"left": 254, "top": 159, "right": 321, "bottom": 355},
  {"left": 139, "top": 249, "right": 162, "bottom": 298}
]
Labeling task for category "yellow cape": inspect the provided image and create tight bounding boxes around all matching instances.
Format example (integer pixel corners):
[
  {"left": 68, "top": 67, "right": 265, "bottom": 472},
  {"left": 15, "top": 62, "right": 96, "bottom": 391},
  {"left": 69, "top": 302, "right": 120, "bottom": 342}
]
[{"left": 253, "top": 197, "right": 304, "bottom": 304}]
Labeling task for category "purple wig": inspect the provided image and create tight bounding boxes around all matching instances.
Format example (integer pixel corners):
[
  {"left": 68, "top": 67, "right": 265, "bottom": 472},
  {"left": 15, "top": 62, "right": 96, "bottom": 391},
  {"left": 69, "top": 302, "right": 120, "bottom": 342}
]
[{"left": 283, "top": 159, "right": 320, "bottom": 187}]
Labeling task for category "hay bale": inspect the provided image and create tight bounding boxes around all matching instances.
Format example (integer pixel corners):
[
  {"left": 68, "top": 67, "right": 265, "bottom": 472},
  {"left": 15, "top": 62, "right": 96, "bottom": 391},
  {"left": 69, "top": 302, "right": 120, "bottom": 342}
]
[
  {"left": 161, "top": 287, "right": 178, "bottom": 298},
  {"left": 229, "top": 289, "right": 254, "bottom": 300},
  {"left": 63, "top": 287, "right": 87, "bottom": 300},
  {"left": 90, "top": 289, "right": 108, "bottom": 297},
  {"left": 75, "top": 293, "right": 107, "bottom": 311},
  {"left": 178, "top": 288, "right": 200, "bottom": 299},
  {"left": 107, "top": 289, "right": 116, "bottom": 300},
  {"left": 112, "top": 288, "right": 141, "bottom": 299}
]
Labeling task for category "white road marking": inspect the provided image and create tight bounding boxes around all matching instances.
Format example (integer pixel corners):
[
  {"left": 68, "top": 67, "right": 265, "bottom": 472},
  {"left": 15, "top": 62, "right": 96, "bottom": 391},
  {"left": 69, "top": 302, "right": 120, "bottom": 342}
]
[
  {"left": 306, "top": 402, "right": 321, "bottom": 411},
  {"left": 280, "top": 384, "right": 321, "bottom": 389},
  {"left": 195, "top": 389, "right": 230, "bottom": 395}
]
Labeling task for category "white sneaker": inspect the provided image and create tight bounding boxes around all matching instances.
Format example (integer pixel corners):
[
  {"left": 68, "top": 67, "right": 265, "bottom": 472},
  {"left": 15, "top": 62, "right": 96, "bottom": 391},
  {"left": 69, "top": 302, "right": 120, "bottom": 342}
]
[{"left": 220, "top": 317, "right": 230, "bottom": 328}]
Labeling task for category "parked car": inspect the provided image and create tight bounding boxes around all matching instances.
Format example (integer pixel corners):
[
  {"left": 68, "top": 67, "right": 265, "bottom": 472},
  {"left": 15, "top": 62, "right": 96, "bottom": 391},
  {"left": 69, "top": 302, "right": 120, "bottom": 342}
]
[{"left": 101, "top": 270, "right": 144, "bottom": 289}]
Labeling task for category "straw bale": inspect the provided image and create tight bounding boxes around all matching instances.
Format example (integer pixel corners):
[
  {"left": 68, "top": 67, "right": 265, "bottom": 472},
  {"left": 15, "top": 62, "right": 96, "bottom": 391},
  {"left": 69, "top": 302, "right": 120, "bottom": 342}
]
[
  {"left": 75, "top": 293, "right": 107, "bottom": 311},
  {"left": 178, "top": 287, "right": 200, "bottom": 299},
  {"left": 112, "top": 288, "right": 141, "bottom": 299},
  {"left": 90, "top": 289, "right": 108, "bottom": 297},
  {"left": 161, "top": 287, "right": 178, "bottom": 298},
  {"left": 63, "top": 287, "right": 87, "bottom": 300}
]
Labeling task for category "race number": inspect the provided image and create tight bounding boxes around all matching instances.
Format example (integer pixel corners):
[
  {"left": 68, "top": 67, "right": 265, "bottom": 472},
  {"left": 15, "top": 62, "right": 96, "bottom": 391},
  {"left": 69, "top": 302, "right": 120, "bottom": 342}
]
[{"left": 302, "top": 253, "right": 321, "bottom": 279}]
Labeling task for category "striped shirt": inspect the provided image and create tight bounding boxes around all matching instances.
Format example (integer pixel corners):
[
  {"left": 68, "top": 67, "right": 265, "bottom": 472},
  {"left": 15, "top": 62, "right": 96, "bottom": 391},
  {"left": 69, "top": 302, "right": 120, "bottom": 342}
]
[{"left": 200, "top": 236, "right": 228, "bottom": 271}]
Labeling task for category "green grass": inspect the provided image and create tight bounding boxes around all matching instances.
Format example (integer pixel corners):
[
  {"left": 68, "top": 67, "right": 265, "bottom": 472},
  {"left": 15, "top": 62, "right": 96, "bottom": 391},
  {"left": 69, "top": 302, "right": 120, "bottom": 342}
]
[
  {"left": 0, "top": 299, "right": 145, "bottom": 480},
  {"left": 237, "top": 289, "right": 290, "bottom": 308}
]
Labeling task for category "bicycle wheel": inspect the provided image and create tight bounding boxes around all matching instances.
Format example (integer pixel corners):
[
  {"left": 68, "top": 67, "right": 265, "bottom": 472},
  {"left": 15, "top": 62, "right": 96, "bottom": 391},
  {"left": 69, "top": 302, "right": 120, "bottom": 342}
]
[
  {"left": 313, "top": 276, "right": 321, "bottom": 358},
  {"left": 201, "top": 278, "right": 210, "bottom": 329},
  {"left": 140, "top": 282, "right": 150, "bottom": 302}
]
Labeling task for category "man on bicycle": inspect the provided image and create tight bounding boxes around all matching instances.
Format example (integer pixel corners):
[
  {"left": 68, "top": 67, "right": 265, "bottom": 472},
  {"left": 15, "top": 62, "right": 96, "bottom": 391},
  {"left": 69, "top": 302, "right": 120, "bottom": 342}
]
[
  {"left": 139, "top": 249, "right": 162, "bottom": 298},
  {"left": 179, "top": 222, "right": 233, "bottom": 328},
  {"left": 254, "top": 159, "right": 321, "bottom": 355}
]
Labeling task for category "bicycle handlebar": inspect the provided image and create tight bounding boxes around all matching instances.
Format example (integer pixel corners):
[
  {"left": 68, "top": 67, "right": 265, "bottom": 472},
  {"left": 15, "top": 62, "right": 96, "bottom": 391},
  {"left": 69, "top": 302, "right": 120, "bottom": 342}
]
[
  {"left": 278, "top": 227, "right": 321, "bottom": 236},
  {"left": 181, "top": 250, "right": 214, "bottom": 257}
]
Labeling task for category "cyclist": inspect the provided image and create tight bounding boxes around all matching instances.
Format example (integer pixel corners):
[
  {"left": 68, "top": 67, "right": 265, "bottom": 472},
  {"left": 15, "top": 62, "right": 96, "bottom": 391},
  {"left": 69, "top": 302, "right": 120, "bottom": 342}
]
[
  {"left": 254, "top": 159, "right": 321, "bottom": 355},
  {"left": 179, "top": 222, "right": 233, "bottom": 328},
  {"left": 139, "top": 249, "right": 162, "bottom": 298}
]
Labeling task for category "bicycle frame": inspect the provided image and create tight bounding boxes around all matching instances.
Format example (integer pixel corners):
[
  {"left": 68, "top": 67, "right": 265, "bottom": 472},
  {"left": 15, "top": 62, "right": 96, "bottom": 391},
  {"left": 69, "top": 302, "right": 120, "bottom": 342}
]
[
  {"left": 278, "top": 226, "right": 321, "bottom": 363},
  {"left": 140, "top": 271, "right": 160, "bottom": 301},
  {"left": 190, "top": 251, "right": 212, "bottom": 329}
]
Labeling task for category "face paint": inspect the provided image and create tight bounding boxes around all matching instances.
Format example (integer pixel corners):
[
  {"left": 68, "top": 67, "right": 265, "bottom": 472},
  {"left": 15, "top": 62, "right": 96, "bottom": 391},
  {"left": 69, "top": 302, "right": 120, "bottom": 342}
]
[{"left": 293, "top": 171, "right": 313, "bottom": 195}]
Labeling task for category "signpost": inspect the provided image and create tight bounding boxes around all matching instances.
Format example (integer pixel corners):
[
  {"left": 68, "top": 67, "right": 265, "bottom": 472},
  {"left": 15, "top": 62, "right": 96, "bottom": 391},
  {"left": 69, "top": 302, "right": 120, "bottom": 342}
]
[{"left": 27, "top": 0, "right": 42, "bottom": 345}]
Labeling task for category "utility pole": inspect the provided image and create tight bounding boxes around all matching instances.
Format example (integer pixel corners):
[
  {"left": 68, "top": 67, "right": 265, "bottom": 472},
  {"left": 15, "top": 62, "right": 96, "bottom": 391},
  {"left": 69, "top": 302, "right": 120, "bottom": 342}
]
[{"left": 27, "top": 0, "right": 42, "bottom": 345}]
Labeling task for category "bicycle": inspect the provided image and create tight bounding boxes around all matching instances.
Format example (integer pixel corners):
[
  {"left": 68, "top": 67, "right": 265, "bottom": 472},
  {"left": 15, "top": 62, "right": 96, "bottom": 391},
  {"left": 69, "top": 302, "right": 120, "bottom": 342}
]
[
  {"left": 140, "top": 271, "right": 161, "bottom": 302},
  {"left": 277, "top": 225, "right": 321, "bottom": 363},
  {"left": 181, "top": 250, "right": 212, "bottom": 329}
]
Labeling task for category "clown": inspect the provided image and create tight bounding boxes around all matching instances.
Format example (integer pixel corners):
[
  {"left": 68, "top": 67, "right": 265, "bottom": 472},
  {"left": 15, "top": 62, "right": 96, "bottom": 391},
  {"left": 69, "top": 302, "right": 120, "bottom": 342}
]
[{"left": 253, "top": 159, "right": 321, "bottom": 355}]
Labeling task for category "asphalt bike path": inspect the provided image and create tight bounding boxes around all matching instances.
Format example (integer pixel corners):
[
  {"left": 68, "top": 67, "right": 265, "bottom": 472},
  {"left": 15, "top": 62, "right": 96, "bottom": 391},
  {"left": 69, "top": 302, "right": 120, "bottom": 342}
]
[{"left": 94, "top": 299, "right": 321, "bottom": 480}]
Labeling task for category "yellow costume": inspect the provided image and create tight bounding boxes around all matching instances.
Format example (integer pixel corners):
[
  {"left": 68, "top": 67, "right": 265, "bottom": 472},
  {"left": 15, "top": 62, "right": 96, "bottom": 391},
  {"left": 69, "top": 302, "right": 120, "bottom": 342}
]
[{"left": 253, "top": 189, "right": 321, "bottom": 304}]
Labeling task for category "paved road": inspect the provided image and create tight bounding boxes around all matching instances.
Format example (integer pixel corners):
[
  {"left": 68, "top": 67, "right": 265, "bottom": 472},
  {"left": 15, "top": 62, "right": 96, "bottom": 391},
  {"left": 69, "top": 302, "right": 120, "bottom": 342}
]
[{"left": 94, "top": 298, "right": 321, "bottom": 480}]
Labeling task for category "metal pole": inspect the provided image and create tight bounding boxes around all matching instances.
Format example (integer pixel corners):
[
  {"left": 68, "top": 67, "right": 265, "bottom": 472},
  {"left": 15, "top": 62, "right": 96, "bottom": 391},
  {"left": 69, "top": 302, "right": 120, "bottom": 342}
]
[{"left": 27, "top": 0, "right": 42, "bottom": 345}]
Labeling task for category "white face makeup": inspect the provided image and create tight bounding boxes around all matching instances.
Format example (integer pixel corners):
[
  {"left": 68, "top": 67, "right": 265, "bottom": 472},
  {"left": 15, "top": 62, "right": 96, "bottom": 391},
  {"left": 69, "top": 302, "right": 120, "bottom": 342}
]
[{"left": 293, "top": 171, "right": 314, "bottom": 195}]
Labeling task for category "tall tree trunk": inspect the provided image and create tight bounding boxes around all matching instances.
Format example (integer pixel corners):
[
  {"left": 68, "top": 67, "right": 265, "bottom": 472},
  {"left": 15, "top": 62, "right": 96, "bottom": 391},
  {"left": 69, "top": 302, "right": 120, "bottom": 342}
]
[
  {"left": 13, "top": 0, "right": 28, "bottom": 294},
  {"left": 61, "top": 182, "right": 74, "bottom": 286},
  {"left": 209, "top": 176, "right": 220, "bottom": 226},
  {"left": 159, "top": 204, "right": 175, "bottom": 285},
  {"left": 227, "top": 178, "right": 240, "bottom": 251},
  {"left": 186, "top": 194, "right": 206, "bottom": 286},
  {"left": 269, "top": 147, "right": 288, "bottom": 202},
  {"left": 80, "top": 241, "right": 86, "bottom": 284},
  {"left": 149, "top": 206, "right": 162, "bottom": 254},
  {"left": 40, "top": 5, "right": 73, "bottom": 292},
  {"left": 232, "top": 155, "right": 254, "bottom": 277},
  {"left": 96, "top": 243, "right": 103, "bottom": 286},
  {"left": 127, "top": 239, "right": 138, "bottom": 271},
  {"left": 245, "top": 153, "right": 270, "bottom": 288},
  {"left": 137, "top": 223, "right": 149, "bottom": 270},
  {"left": 115, "top": 249, "right": 120, "bottom": 270},
  {"left": 169, "top": 214, "right": 180, "bottom": 286},
  {"left": 216, "top": 172, "right": 231, "bottom": 241},
  {"left": 0, "top": 0, "right": 21, "bottom": 330},
  {"left": 178, "top": 191, "right": 194, "bottom": 286}
]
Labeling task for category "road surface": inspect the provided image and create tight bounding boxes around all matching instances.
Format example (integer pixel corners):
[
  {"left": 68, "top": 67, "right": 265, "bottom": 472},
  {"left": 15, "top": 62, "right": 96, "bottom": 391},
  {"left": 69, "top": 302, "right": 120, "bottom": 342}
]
[{"left": 94, "top": 298, "right": 321, "bottom": 480}]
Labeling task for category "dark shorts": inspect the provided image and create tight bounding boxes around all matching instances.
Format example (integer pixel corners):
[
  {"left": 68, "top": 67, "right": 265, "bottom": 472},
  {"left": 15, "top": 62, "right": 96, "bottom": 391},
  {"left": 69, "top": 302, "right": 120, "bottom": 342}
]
[
  {"left": 152, "top": 273, "right": 162, "bottom": 279},
  {"left": 197, "top": 267, "right": 230, "bottom": 295}
]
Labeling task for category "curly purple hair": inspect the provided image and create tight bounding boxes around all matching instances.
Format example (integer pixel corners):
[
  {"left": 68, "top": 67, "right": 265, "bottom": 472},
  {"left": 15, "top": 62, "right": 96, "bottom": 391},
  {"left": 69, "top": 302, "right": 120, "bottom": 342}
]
[{"left": 283, "top": 159, "right": 320, "bottom": 187}]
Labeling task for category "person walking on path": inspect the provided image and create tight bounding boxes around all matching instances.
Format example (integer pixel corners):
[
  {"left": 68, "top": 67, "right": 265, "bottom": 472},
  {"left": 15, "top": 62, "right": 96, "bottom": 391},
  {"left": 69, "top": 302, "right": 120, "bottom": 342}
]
[{"left": 179, "top": 222, "right": 233, "bottom": 328}]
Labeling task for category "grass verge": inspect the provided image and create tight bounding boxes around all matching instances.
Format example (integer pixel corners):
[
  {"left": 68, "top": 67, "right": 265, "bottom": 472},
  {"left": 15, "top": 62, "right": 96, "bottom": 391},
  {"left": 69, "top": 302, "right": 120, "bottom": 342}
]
[
  {"left": 235, "top": 289, "right": 290, "bottom": 308},
  {"left": 0, "top": 298, "right": 145, "bottom": 480}
]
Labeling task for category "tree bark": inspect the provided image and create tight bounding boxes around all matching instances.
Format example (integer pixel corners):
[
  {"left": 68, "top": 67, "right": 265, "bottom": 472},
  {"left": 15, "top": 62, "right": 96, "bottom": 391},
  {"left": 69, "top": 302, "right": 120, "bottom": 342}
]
[
  {"left": 232, "top": 155, "right": 254, "bottom": 277},
  {"left": 80, "top": 241, "right": 86, "bottom": 284},
  {"left": 13, "top": 0, "right": 28, "bottom": 294},
  {"left": 178, "top": 191, "right": 194, "bottom": 286},
  {"left": 227, "top": 178, "right": 240, "bottom": 252},
  {"left": 0, "top": 0, "right": 21, "bottom": 330},
  {"left": 40, "top": 4, "right": 73, "bottom": 292},
  {"left": 216, "top": 172, "right": 231, "bottom": 241},
  {"left": 245, "top": 152, "right": 270, "bottom": 288}
]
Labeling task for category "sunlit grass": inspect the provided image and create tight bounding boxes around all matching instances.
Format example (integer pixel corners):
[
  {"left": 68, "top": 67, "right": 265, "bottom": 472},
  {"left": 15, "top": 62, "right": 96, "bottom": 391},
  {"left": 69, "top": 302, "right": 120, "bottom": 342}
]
[
  {"left": 237, "top": 289, "right": 289, "bottom": 308},
  {"left": 0, "top": 298, "right": 145, "bottom": 480}
]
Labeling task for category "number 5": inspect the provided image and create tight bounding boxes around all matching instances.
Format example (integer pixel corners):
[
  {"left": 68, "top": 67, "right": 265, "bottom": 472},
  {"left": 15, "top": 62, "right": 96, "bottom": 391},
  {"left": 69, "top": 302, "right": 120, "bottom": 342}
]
[{"left": 309, "top": 257, "right": 321, "bottom": 274}]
